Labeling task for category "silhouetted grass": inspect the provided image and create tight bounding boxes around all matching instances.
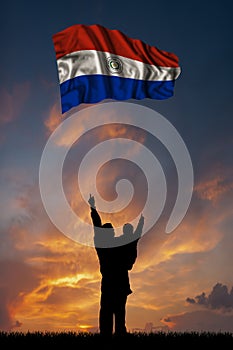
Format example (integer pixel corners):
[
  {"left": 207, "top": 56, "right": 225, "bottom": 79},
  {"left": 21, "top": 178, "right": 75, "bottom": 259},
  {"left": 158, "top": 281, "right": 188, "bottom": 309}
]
[{"left": 0, "top": 330, "right": 232, "bottom": 347}]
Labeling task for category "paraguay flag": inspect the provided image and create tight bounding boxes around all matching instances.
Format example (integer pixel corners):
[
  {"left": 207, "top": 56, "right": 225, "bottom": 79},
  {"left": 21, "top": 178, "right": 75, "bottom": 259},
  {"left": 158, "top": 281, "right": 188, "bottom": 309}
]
[{"left": 52, "top": 24, "right": 181, "bottom": 114}]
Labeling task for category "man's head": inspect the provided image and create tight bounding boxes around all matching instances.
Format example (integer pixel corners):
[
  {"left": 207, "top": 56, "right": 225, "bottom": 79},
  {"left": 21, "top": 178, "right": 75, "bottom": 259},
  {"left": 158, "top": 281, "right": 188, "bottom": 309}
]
[{"left": 123, "top": 223, "right": 134, "bottom": 236}]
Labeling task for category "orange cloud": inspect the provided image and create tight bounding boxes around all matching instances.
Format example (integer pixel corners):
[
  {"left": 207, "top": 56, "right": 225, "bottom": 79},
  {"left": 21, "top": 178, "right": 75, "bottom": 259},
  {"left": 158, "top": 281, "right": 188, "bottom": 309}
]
[
  {"left": 194, "top": 170, "right": 233, "bottom": 204},
  {"left": 0, "top": 172, "right": 101, "bottom": 332},
  {"left": 8, "top": 225, "right": 101, "bottom": 332},
  {"left": 44, "top": 102, "right": 63, "bottom": 134},
  {"left": 44, "top": 101, "right": 146, "bottom": 148},
  {"left": 133, "top": 206, "right": 223, "bottom": 276}
]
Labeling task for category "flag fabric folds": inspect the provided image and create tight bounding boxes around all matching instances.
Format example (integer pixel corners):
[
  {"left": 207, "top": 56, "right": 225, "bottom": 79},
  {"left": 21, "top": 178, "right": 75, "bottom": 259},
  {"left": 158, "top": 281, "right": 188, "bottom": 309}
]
[{"left": 52, "top": 24, "right": 181, "bottom": 114}]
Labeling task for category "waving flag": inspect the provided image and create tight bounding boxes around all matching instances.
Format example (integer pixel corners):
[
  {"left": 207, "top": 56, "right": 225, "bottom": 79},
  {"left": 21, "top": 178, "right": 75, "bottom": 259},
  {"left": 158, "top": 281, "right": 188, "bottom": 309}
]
[{"left": 52, "top": 24, "right": 181, "bottom": 114}]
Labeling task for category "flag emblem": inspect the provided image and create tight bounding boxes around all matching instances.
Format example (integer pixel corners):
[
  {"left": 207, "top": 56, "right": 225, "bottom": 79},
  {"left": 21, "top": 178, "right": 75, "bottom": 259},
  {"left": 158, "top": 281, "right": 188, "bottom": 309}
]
[{"left": 106, "top": 57, "right": 123, "bottom": 73}]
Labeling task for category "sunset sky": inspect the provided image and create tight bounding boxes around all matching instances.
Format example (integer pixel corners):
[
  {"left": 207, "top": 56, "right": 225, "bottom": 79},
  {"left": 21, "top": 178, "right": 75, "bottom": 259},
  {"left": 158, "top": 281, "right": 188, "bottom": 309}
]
[{"left": 1, "top": 0, "right": 233, "bottom": 333}]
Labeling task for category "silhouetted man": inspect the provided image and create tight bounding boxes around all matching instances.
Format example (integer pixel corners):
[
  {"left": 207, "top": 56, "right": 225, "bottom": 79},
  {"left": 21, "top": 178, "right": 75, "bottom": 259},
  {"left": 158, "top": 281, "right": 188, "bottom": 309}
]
[{"left": 88, "top": 194, "right": 144, "bottom": 336}]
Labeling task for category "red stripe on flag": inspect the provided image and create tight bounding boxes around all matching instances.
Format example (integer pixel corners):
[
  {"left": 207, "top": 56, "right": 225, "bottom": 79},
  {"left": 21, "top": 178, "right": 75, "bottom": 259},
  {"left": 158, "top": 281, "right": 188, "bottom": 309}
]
[{"left": 52, "top": 24, "right": 179, "bottom": 67}]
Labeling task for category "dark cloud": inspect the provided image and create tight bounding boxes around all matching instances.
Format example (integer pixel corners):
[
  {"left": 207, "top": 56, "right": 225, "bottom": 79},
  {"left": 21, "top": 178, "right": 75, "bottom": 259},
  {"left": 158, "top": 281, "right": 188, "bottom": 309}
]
[
  {"left": 195, "top": 292, "right": 209, "bottom": 306},
  {"left": 186, "top": 297, "right": 195, "bottom": 304},
  {"left": 187, "top": 283, "right": 233, "bottom": 310},
  {"left": 162, "top": 310, "right": 233, "bottom": 333}
]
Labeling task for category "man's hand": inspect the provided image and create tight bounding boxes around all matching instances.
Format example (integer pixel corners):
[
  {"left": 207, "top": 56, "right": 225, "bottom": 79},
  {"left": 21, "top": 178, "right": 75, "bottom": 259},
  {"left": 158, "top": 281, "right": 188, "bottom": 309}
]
[{"left": 88, "top": 194, "right": 96, "bottom": 209}]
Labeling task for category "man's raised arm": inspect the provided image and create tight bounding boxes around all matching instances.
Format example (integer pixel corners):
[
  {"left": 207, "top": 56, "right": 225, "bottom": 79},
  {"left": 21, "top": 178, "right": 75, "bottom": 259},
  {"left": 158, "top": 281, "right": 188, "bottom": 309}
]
[{"left": 88, "top": 194, "right": 102, "bottom": 228}]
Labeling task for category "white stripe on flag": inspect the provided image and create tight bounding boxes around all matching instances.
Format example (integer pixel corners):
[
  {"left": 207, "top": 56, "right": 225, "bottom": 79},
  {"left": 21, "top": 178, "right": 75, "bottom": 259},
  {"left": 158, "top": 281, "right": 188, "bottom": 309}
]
[{"left": 57, "top": 50, "right": 181, "bottom": 84}]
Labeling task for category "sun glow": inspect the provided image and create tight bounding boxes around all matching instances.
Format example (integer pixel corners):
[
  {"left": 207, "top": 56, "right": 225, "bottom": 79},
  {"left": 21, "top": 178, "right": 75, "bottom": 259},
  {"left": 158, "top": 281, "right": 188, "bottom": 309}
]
[{"left": 47, "top": 273, "right": 94, "bottom": 288}]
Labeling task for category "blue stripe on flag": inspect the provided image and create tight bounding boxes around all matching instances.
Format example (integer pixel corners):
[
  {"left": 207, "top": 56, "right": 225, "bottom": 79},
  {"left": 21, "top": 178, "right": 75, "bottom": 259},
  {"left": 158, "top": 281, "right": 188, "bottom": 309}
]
[{"left": 60, "top": 75, "right": 176, "bottom": 113}]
